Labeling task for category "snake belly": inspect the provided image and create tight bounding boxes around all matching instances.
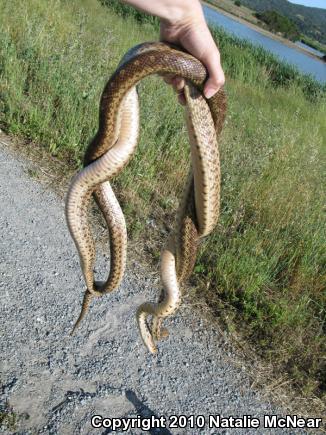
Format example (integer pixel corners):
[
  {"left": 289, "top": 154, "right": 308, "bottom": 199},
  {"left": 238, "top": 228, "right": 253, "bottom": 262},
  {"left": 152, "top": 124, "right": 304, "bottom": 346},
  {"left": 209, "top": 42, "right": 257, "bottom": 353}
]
[{"left": 65, "top": 42, "right": 226, "bottom": 353}]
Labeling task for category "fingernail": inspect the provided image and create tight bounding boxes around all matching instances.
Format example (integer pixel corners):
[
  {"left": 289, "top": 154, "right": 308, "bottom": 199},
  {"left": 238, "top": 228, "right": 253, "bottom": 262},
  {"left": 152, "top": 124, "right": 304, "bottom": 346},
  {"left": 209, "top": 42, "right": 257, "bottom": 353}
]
[{"left": 205, "top": 87, "right": 217, "bottom": 99}]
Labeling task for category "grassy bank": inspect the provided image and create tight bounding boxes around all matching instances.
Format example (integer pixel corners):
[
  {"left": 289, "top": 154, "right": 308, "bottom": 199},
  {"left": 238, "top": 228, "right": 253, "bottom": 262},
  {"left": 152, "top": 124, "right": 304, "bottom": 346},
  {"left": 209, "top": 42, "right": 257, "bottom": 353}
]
[
  {"left": 0, "top": 0, "right": 325, "bottom": 404},
  {"left": 300, "top": 36, "right": 326, "bottom": 56}
]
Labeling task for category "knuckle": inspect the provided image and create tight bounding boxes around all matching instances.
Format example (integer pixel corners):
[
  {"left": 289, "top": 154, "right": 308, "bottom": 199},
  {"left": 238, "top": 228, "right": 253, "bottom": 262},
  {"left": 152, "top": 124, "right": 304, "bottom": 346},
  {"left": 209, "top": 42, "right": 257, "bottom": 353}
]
[{"left": 217, "top": 78, "right": 225, "bottom": 87}]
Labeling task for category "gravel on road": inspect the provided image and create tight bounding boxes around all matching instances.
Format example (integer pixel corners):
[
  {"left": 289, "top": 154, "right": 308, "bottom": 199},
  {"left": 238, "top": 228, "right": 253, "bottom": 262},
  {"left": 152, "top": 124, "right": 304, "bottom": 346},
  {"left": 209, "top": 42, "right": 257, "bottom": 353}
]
[{"left": 0, "top": 135, "right": 309, "bottom": 434}]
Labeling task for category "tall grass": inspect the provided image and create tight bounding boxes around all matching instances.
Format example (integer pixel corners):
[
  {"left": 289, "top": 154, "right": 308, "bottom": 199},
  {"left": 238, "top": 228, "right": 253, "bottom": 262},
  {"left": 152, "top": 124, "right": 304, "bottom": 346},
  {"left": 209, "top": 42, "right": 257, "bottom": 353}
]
[{"left": 0, "top": 0, "right": 325, "bottom": 401}]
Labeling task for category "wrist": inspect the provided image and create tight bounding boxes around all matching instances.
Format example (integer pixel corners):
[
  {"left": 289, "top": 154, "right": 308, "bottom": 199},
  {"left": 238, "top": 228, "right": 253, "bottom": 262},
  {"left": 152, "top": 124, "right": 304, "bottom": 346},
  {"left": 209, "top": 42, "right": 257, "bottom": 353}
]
[
  {"left": 161, "top": 0, "right": 204, "bottom": 26},
  {"left": 160, "top": 1, "right": 207, "bottom": 45}
]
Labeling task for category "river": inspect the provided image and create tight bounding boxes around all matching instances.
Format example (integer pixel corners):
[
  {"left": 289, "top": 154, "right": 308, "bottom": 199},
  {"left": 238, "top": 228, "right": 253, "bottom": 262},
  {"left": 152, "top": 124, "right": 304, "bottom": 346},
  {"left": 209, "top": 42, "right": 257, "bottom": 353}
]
[{"left": 203, "top": 4, "right": 326, "bottom": 83}]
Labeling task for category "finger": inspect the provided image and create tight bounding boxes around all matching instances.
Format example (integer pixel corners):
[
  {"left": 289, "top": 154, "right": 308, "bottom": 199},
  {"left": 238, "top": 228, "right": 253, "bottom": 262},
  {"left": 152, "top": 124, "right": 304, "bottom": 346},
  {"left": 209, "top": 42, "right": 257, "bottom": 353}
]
[
  {"left": 172, "top": 77, "right": 185, "bottom": 91},
  {"left": 163, "top": 75, "right": 185, "bottom": 96},
  {"left": 161, "top": 75, "right": 185, "bottom": 93},
  {"left": 201, "top": 52, "right": 225, "bottom": 99}
]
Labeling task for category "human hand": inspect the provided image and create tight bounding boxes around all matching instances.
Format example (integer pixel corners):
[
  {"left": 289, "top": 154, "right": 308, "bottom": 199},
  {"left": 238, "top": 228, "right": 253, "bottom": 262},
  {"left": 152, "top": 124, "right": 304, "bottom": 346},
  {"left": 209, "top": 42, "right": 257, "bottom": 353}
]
[
  {"left": 122, "top": 0, "right": 225, "bottom": 103},
  {"left": 160, "top": 9, "right": 225, "bottom": 104}
]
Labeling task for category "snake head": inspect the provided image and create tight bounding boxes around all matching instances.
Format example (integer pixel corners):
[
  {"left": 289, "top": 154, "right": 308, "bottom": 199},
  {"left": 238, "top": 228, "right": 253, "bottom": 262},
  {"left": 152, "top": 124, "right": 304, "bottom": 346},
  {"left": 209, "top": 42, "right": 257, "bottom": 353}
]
[{"left": 136, "top": 305, "right": 158, "bottom": 354}]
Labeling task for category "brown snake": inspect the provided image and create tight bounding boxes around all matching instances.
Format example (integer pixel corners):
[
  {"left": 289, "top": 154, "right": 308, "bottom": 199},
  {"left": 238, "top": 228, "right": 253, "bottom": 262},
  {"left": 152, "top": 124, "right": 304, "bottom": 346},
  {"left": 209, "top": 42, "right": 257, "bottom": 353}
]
[{"left": 65, "top": 42, "right": 226, "bottom": 353}]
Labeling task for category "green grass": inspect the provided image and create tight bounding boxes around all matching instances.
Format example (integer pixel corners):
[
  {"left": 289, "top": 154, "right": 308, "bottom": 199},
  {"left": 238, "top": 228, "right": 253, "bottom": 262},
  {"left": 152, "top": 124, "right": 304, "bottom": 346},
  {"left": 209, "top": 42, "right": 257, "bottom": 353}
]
[
  {"left": 300, "top": 35, "right": 326, "bottom": 55},
  {"left": 0, "top": 0, "right": 325, "bottom": 403}
]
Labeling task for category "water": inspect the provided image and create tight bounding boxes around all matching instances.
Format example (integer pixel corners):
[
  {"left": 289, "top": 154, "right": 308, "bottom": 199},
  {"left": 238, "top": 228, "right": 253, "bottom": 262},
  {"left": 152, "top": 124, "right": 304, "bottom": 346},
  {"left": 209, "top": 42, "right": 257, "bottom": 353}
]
[{"left": 203, "top": 5, "right": 326, "bottom": 83}]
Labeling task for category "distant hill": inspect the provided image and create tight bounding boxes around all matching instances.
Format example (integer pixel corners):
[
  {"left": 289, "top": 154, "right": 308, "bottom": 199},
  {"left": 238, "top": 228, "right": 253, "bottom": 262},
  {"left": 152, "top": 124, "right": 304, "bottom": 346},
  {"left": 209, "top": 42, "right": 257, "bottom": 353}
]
[{"left": 239, "top": 0, "right": 326, "bottom": 44}]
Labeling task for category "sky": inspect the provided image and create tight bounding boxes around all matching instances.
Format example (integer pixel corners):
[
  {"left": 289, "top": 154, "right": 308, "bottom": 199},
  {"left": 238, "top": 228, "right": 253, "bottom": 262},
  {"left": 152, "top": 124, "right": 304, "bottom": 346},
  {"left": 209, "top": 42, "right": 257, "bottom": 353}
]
[{"left": 288, "top": 0, "right": 326, "bottom": 8}]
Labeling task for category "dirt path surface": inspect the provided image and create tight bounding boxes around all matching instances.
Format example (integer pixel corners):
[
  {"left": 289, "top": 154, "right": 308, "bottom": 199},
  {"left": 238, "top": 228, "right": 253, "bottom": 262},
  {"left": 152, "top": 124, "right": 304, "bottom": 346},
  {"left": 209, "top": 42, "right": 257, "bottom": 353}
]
[{"left": 0, "top": 135, "right": 307, "bottom": 434}]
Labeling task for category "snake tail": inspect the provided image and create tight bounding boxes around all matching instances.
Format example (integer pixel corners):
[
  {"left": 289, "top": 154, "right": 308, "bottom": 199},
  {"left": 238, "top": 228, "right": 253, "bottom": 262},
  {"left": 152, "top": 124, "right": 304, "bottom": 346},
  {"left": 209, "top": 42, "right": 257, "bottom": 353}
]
[{"left": 70, "top": 290, "right": 94, "bottom": 335}]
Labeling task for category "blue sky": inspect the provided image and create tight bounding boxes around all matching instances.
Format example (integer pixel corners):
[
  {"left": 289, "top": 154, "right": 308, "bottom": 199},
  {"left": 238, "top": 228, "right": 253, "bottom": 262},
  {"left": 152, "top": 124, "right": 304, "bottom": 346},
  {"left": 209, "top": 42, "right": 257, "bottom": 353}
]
[{"left": 288, "top": 0, "right": 326, "bottom": 8}]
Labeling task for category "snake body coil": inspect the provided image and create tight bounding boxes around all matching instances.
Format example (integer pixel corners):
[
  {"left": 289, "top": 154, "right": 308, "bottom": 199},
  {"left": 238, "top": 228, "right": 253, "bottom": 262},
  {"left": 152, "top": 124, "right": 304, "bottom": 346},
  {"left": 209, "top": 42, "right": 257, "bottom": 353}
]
[{"left": 65, "top": 42, "right": 226, "bottom": 353}]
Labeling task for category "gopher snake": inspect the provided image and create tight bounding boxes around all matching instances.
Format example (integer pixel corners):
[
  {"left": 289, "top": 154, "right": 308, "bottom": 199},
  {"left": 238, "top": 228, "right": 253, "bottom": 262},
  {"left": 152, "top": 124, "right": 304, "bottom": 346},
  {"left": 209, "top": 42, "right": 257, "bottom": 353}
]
[{"left": 65, "top": 42, "right": 226, "bottom": 353}]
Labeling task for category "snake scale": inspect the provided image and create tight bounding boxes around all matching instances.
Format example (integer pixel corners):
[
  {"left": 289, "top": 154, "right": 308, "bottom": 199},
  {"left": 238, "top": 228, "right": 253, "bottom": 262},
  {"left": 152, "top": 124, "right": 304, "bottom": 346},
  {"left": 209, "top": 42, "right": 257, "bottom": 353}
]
[{"left": 65, "top": 42, "right": 227, "bottom": 353}]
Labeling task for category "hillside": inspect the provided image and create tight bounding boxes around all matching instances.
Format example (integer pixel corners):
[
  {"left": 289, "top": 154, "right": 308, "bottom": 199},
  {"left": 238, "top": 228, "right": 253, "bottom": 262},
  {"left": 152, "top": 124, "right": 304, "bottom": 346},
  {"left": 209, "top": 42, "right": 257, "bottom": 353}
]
[{"left": 239, "top": 0, "right": 326, "bottom": 44}]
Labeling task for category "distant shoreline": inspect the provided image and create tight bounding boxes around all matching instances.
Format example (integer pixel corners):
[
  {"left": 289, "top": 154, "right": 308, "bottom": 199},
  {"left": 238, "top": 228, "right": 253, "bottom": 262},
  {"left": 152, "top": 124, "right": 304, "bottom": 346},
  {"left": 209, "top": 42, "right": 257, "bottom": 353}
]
[{"left": 203, "top": 1, "right": 325, "bottom": 63}]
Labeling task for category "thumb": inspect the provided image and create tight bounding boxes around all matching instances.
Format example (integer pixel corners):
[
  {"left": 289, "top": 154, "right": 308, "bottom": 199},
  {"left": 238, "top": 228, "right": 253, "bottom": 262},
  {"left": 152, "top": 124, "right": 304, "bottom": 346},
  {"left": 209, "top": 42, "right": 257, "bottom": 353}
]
[{"left": 201, "top": 52, "right": 225, "bottom": 99}]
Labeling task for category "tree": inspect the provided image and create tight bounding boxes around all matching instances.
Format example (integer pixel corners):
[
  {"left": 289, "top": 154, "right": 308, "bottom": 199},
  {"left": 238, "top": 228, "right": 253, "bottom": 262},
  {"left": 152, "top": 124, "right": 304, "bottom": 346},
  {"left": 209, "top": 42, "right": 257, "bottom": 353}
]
[{"left": 255, "top": 10, "right": 300, "bottom": 40}]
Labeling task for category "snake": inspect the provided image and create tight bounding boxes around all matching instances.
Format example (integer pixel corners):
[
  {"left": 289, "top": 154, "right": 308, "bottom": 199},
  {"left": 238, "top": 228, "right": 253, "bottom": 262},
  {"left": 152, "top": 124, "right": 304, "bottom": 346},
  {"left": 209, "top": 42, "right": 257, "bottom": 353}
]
[{"left": 65, "top": 41, "right": 227, "bottom": 353}]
